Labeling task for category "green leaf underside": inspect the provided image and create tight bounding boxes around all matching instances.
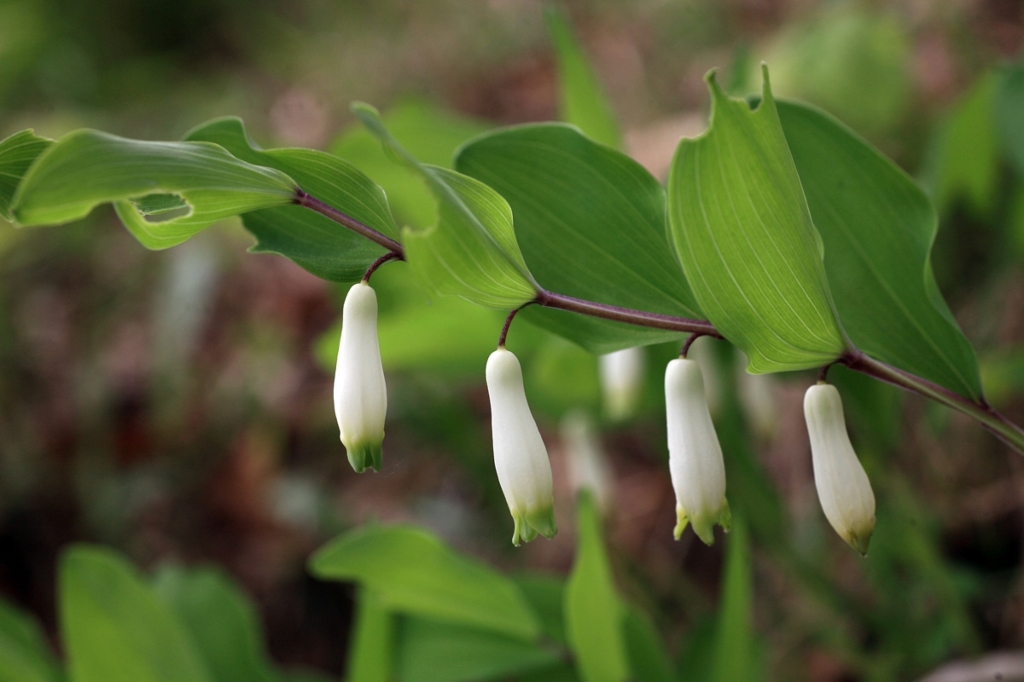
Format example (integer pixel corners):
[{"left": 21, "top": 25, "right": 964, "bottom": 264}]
[
  {"left": 153, "top": 566, "right": 277, "bottom": 682},
  {"left": 0, "top": 596, "right": 63, "bottom": 682},
  {"left": 0, "top": 130, "right": 52, "bottom": 221},
  {"left": 564, "top": 492, "right": 629, "bottom": 682},
  {"left": 60, "top": 545, "right": 212, "bottom": 682},
  {"left": 12, "top": 130, "right": 297, "bottom": 250},
  {"left": 353, "top": 103, "right": 538, "bottom": 309},
  {"left": 309, "top": 525, "right": 540, "bottom": 641},
  {"left": 668, "top": 67, "right": 846, "bottom": 373},
  {"left": 330, "top": 99, "right": 492, "bottom": 229},
  {"left": 457, "top": 124, "right": 702, "bottom": 353},
  {"left": 396, "top": 616, "right": 559, "bottom": 682},
  {"left": 185, "top": 117, "right": 398, "bottom": 282},
  {"left": 779, "top": 100, "right": 983, "bottom": 400},
  {"left": 546, "top": 8, "right": 621, "bottom": 150}
]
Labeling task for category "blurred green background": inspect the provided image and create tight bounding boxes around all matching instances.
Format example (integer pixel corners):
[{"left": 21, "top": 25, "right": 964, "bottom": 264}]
[{"left": 2, "top": 0, "right": 1024, "bottom": 680}]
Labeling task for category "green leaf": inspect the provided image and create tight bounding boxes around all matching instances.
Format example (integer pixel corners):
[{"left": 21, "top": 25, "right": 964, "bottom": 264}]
[
  {"left": 996, "top": 61, "right": 1024, "bottom": 176},
  {"left": 331, "top": 100, "right": 492, "bottom": 229},
  {"left": 153, "top": 565, "right": 277, "bottom": 682},
  {"left": 0, "top": 596, "right": 63, "bottom": 682},
  {"left": 546, "top": 8, "right": 620, "bottom": 149},
  {"left": 711, "top": 516, "right": 755, "bottom": 682},
  {"left": 11, "top": 130, "right": 297, "bottom": 249},
  {"left": 456, "top": 124, "right": 702, "bottom": 353},
  {"left": 309, "top": 525, "right": 540, "bottom": 641},
  {"left": 622, "top": 607, "right": 674, "bottom": 682},
  {"left": 564, "top": 492, "right": 628, "bottom": 682},
  {"left": 352, "top": 103, "right": 537, "bottom": 309},
  {"left": 59, "top": 545, "right": 213, "bottom": 682},
  {"left": 929, "top": 73, "right": 999, "bottom": 218},
  {"left": 514, "top": 574, "right": 567, "bottom": 645},
  {"left": 778, "top": 99, "right": 984, "bottom": 400},
  {"left": 185, "top": 117, "right": 398, "bottom": 282},
  {"left": 395, "top": 616, "right": 559, "bottom": 682},
  {"left": 0, "top": 129, "right": 51, "bottom": 220},
  {"left": 667, "top": 67, "right": 847, "bottom": 373},
  {"left": 345, "top": 589, "right": 394, "bottom": 682}
]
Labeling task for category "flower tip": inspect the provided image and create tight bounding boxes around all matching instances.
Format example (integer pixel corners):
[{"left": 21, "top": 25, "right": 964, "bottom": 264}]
[
  {"left": 346, "top": 442, "right": 383, "bottom": 474},
  {"left": 846, "top": 524, "right": 874, "bottom": 556}
]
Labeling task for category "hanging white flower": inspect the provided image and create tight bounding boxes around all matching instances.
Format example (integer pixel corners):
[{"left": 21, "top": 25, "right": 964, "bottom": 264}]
[
  {"left": 804, "top": 382, "right": 876, "bottom": 555},
  {"left": 486, "top": 348, "right": 557, "bottom": 546},
  {"left": 665, "top": 358, "right": 730, "bottom": 545},
  {"left": 561, "top": 410, "right": 614, "bottom": 514},
  {"left": 334, "top": 282, "right": 387, "bottom": 473},
  {"left": 599, "top": 347, "right": 645, "bottom": 421}
]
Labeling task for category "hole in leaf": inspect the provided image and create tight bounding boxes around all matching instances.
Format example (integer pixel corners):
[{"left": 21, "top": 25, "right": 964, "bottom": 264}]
[{"left": 129, "top": 192, "right": 192, "bottom": 223}]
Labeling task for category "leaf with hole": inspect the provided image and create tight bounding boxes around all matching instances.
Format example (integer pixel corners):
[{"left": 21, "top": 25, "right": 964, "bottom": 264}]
[{"left": 11, "top": 129, "right": 297, "bottom": 250}]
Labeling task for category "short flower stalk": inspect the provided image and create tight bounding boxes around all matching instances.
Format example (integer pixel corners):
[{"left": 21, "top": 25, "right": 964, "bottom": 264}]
[
  {"left": 665, "top": 357, "right": 731, "bottom": 545},
  {"left": 804, "top": 382, "right": 876, "bottom": 555},
  {"left": 486, "top": 347, "right": 557, "bottom": 546},
  {"left": 334, "top": 282, "right": 387, "bottom": 473}
]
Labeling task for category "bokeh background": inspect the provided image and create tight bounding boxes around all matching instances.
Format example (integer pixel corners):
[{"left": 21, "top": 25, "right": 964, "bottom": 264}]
[{"left": 2, "top": 0, "right": 1024, "bottom": 680}]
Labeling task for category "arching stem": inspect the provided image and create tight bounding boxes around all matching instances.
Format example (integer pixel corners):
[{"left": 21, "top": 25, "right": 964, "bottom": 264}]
[
  {"left": 498, "top": 305, "right": 529, "bottom": 348},
  {"left": 680, "top": 332, "right": 705, "bottom": 358},
  {"left": 362, "top": 251, "right": 401, "bottom": 283}
]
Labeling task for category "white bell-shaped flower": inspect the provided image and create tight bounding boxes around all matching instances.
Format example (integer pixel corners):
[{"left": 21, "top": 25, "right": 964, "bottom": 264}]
[
  {"left": 486, "top": 348, "right": 557, "bottom": 546},
  {"left": 665, "top": 358, "right": 730, "bottom": 545},
  {"left": 334, "top": 282, "right": 387, "bottom": 473},
  {"left": 561, "top": 410, "right": 614, "bottom": 514},
  {"left": 599, "top": 347, "right": 644, "bottom": 421},
  {"left": 804, "top": 383, "right": 875, "bottom": 555}
]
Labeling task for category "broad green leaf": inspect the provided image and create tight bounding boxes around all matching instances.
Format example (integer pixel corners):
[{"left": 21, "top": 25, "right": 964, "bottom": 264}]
[
  {"left": 778, "top": 99, "right": 983, "bottom": 399},
  {"left": 185, "top": 117, "right": 397, "bottom": 282},
  {"left": 309, "top": 525, "right": 540, "bottom": 641},
  {"left": 564, "top": 492, "right": 628, "bottom": 682},
  {"left": 996, "top": 61, "right": 1024, "bottom": 176},
  {"left": 546, "top": 8, "right": 620, "bottom": 149},
  {"left": 395, "top": 616, "right": 559, "bottom": 682},
  {"left": 12, "top": 130, "right": 297, "bottom": 249},
  {"left": 515, "top": 575, "right": 567, "bottom": 645},
  {"left": 457, "top": 124, "right": 702, "bottom": 353},
  {"left": 153, "top": 565, "right": 277, "bottom": 682},
  {"left": 622, "top": 607, "right": 674, "bottom": 682},
  {"left": 0, "top": 129, "right": 51, "bottom": 220},
  {"left": 0, "top": 596, "right": 63, "bottom": 682},
  {"left": 331, "top": 100, "right": 491, "bottom": 229},
  {"left": 711, "top": 517, "right": 754, "bottom": 682},
  {"left": 345, "top": 589, "right": 393, "bottom": 682},
  {"left": 667, "top": 68, "right": 847, "bottom": 373},
  {"left": 353, "top": 103, "right": 537, "bottom": 309},
  {"left": 59, "top": 545, "right": 213, "bottom": 682},
  {"left": 929, "top": 73, "right": 999, "bottom": 218}
]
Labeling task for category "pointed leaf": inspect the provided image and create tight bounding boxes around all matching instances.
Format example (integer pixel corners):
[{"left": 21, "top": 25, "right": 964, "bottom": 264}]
[
  {"left": 0, "top": 596, "right": 63, "bottom": 682},
  {"left": 153, "top": 565, "right": 277, "bottom": 682},
  {"left": 667, "top": 67, "right": 847, "bottom": 373},
  {"left": 996, "top": 61, "right": 1024, "bottom": 176},
  {"left": 0, "top": 130, "right": 51, "bottom": 220},
  {"left": 622, "top": 607, "right": 674, "bottom": 682},
  {"left": 353, "top": 103, "right": 537, "bottom": 309},
  {"left": 345, "top": 588, "right": 394, "bottom": 682},
  {"left": 309, "top": 525, "right": 540, "bottom": 641},
  {"left": 59, "top": 545, "right": 212, "bottom": 682},
  {"left": 395, "top": 616, "right": 559, "bottom": 682},
  {"left": 564, "top": 492, "right": 628, "bottom": 682},
  {"left": 12, "top": 130, "right": 297, "bottom": 249},
  {"left": 779, "top": 99, "right": 983, "bottom": 400},
  {"left": 711, "top": 517, "right": 754, "bottom": 682},
  {"left": 457, "top": 124, "right": 702, "bottom": 353},
  {"left": 186, "top": 117, "right": 397, "bottom": 282},
  {"left": 546, "top": 8, "right": 620, "bottom": 149}
]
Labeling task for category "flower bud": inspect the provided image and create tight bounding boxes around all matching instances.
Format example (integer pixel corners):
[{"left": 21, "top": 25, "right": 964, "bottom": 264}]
[
  {"left": 561, "top": 410, "right": 614, "bottom": 514},
  {"left": 486, "top": 348, "right": 557, "bottom": 546},
  {"left": 334, "top": 282, "right": 387, "bottom": 473},
  {"left": 804, "top": 383, "right": 875, "bottom": 555},
  {"left": 665, "top": 358, "right": 730, "bottom": 545},
  {"left": 599, "top": 347, "right": 644, "bottom": 421}
]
